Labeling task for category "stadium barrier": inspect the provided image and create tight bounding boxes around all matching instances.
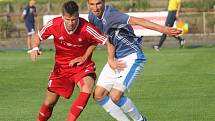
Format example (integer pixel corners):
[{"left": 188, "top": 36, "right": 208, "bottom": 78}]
[{"left": 1, "top": 11, "right": 215, "bottom": 49}]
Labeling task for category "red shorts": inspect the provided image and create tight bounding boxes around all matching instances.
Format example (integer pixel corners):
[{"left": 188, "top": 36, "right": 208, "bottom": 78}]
[{"left": 47, "top": 62, "right": 96, "bottom": 99}]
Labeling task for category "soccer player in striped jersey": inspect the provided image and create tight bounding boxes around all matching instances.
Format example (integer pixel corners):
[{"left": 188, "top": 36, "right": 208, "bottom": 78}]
[
  {"left": 29, "top": 1, "right": 111, "bottom": 121},
  {"left": 87, "top": 0, "right": 182, "bottom": 121}
]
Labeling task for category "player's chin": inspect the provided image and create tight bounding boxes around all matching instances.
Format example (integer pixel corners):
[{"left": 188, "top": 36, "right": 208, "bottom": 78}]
[
  {"left": 67, "top": 27, "right": 73, "bottom": 31},
  {"left": 93, "top": 12, "right": 101, "bottom": 17}
]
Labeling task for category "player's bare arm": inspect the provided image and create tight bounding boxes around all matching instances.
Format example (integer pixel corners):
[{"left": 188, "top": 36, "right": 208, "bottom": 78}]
[
  {"left": 69, "top": 44, "right": 97, "bottom": 66},
  {"left": 176, "top": 2, "right": 181, "bottom": 19},
  {"left": 106, "top": 41, "right": 125, "bottom": 71},
  {"left": 129, "top": 16, "right": 182, "bottom": 36},
  {"left": 29, "top": 33, "right": 42, "bottom": 62}
]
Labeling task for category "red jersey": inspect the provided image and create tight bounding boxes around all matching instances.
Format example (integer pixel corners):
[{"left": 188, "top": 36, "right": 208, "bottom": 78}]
[{"left": 38, "top": 16, "right": 107, "bottom": 67}]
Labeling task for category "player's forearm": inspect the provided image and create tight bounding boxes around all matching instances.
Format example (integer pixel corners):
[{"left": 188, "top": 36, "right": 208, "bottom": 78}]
[
  {"left": 129, "top": 17, "right": 167, "bottom": 34},
  {"left": 176, "top": 3, "right": 181, "bottom": 18},
  {"left": 32, "top": 34, "right": 41, "bottom": 48},
  {"left": 83, "top": 44, "right": 97, "bottom": 59},
  {"left": 106, "top": 41, "right": 115, "bottom": 62}
]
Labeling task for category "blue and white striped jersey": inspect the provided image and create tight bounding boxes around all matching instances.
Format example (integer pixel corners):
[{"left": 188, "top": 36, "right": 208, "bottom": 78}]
[{"left": 89, "top": 5, "right": 144, "bottom": 59}]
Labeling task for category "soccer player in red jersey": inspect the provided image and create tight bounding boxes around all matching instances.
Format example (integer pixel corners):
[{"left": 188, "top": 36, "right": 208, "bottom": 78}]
[{"left": 29, "top": 1, "right": 109, "bottom": 121}]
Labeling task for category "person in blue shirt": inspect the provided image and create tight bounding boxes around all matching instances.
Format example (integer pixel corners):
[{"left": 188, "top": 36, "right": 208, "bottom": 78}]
[
  {"left": 22, "top": 0, "right": 37, "bottom": 53},
  {"left": 87, "top": 0, "right": 181, "bottom": 121}
]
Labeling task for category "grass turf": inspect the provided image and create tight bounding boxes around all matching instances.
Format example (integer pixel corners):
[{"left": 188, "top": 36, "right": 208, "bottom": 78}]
[{"left": 0, "top": 47, "right": 215, "bottom": 121}]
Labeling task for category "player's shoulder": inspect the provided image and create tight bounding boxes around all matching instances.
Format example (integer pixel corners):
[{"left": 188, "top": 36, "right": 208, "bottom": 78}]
[
  {"left": 79, "top": 17, "right": 88, "bottom": 23},
  {"left": 79, "top": 17, "right": 98, "bottom": 32},
  {"left": 24, "top": 5, "right": 30, "bottom": 10},
  {"left": 106, "top": 5, "right": 118, "bottom": 12},
  {"left": 52, "top": 16, "right": 63, "bottom": 23},
  {"left": 79, "top": 17, "right": 91, "bottom": 27},
  {"left": 43, "top": 16, "right": 62, "bottom": 29},
  {"left": 51, "top": 16, "right": 63, "bottom": 25},
  {"left": 32, "top": 5, "right": 36, "bottom": 9},
  {"left": 104, "top": 5, "right": 123, "bottom": 18}
]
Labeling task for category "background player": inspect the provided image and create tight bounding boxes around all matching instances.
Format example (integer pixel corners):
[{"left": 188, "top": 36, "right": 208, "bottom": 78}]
[{"left": 22, "top": 0, "right": 37, "bottom": 53}]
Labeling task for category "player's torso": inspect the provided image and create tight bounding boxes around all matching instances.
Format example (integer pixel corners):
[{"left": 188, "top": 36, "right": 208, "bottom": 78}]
[
  {"left": 168, "top": 0, "right": 180, "bottom": 11},
  {"left": 25, "top": 6, "right": 36, "bottom": 22},
  {"left": 90, "top": 6, "right": 142, "bottom": 58},
  {"left": 51, "top": 18, "right": 93, "bottom": 64}
]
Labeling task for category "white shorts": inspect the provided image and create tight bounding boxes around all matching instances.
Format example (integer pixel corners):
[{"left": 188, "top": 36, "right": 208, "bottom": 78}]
[{"left": 96, "top": 52, "right": 146, "bottom": 92}]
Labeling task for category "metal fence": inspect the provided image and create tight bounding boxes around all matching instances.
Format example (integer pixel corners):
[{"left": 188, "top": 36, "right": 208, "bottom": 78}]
[{"left": 181, "top": 11, "right": 215, "bottom": 34}]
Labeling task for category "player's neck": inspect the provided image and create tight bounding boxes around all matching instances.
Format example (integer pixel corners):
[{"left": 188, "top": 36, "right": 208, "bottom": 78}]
[{"left": 64, "top": 19, "right": 79, "bottom": 34}]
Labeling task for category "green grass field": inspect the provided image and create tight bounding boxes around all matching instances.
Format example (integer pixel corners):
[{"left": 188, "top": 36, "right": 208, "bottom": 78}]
[{"left": 0, "top": 47, "right": 215, "bottom": 121}]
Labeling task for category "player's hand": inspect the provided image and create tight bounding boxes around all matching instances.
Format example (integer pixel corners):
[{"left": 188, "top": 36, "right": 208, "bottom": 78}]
[
  {"left": 164, "top": 26, "right": 182, "bottom": 37},
  {"left": 176, "top": 13, "right": 180, "bottom": 19},
  {"left": 108, "top": 59, "right": 126, "bottom": 71},
  {"left": 30, "top": 47, "right": 42, "bottom": 62},
  {"left": 69, "top": 56, "right": 86, "bottom": 67}
]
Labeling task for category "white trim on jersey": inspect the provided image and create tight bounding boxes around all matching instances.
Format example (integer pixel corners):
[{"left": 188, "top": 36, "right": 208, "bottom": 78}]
[
  {"left": 38, "top": 20, "right": 53, "bottom": 40},
  {"left": 22, "top": 9, "right": 27, "bottom": 16},
  {"left": 48, "top": 80, "right": 52, "bottom": 87},
  {"left": 127, "top": 16, "right": 130, "bottom": 24},
  {"left": 86, "top": 26, "right": 107, "bottom": 45},
  {"left": 101, "top": 6, "right": 107, "bottom": 20}
]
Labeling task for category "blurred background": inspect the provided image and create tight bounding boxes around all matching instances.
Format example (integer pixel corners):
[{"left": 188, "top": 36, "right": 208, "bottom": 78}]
[{"left": 0, "top": 0, "right": 215, "bottom": 49}]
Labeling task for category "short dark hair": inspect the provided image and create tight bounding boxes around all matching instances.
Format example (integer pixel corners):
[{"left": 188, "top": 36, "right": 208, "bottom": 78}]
[{"left": 62, "top": 0, "right": 79, "bottom": 15}]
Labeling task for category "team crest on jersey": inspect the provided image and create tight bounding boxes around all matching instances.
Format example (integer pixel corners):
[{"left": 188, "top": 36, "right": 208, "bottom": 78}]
[
  {"left": 59, "top": 36, "right": 64, "bottom": 40},
  {"left": 78, "top": 38, "right": 83, "bottom": 42}
]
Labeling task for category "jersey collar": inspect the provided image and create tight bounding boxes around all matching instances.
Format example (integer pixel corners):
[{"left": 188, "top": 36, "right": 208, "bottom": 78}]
[{"left": 101, "top": 5, "right": 107, "bottom": 20}]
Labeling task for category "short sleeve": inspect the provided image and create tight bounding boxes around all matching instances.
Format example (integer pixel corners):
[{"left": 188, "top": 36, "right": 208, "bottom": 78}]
[
  {"left": 86, "top": 23, "right": 107, "bottom": 45},
  {"left": 105, "top": 5, "right": 130, "bottom": 25},
  {"left": 110, "top": 11, "right": 129, "bottom": 25},
  {"left": 38, "top": 20, "right": 53, "bottom": 40},
  {"left": 22, "top": 7, "right": 28, "bottom": 16}
]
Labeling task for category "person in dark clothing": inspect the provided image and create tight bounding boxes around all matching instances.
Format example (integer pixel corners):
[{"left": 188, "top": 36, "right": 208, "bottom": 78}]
[{"left": 22, "top": 0, "right": 37, "bottom": 53}]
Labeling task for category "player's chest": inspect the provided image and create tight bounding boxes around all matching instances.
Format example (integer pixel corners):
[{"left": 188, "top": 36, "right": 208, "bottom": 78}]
[
  {"left": 94, "top": 17, "right": 112, "bottom": 33},
  {"left": 54, "top": 32, "right": 87, "bottom": 48}
]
